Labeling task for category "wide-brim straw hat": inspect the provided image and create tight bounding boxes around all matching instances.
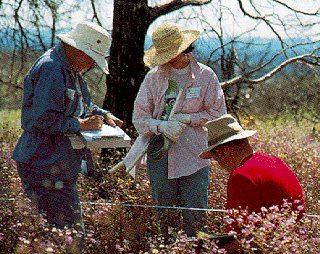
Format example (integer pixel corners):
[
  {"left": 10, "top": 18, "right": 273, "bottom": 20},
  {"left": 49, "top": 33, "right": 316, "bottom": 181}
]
[
  {"left": 144, "top": 23, "right": 200, "bottom": 67},
  {"left": 199, "top": 114, "right": 257, "bottom": 159},
  {"left": 56, "top": 21, "right": 111, "bottom": 74}
]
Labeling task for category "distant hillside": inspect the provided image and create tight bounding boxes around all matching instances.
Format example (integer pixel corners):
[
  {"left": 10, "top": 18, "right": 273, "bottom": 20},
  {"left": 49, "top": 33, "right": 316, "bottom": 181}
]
[
  {"left": 2, "top": 29, "right": 317, "bottom": 76},
  {"left": 144, "top": 34, "right": 317, "bottom": 57},
  {"left": 0, "top": 28, "right": 66, "bottom": 51},
  {"left": 145, "top": 34, "right": 318, "bottom": 75}
]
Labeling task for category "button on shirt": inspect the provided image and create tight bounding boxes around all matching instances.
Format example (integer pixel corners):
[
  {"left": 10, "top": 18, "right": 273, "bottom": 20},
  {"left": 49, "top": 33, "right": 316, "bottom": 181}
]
[{"left": 132, "top": 54, "right": 227, "bottom": 179}]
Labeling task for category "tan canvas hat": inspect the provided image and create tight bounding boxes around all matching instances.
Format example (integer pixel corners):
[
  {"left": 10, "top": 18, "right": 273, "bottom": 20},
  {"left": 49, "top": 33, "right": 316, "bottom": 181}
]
[
  {"left": 56, "top": 21, "right": 111, "bottom": 74},
  {"left": 199, "top": 114, "right": 257, "bottom": 159},
  {"left": 143, "top": 23, "right": 200, "bottom": 67}
]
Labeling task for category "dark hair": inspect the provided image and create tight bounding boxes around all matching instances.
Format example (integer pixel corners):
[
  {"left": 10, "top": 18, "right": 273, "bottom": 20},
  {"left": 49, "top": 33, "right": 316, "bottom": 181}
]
[{"left": 182, "top": 44, "right": 194, "bottom": 54}]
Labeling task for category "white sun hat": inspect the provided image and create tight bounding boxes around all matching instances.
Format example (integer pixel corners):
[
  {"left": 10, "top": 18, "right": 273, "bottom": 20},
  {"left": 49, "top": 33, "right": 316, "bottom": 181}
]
[
  {"left": 199, "top": 114, "right": 257, "bottom": 159},
  {"left": 56, "top": 21, "right": 111, "bottom": 74},
  {"left": 143, "top": 23, "right": 200, "bottom": 67}
]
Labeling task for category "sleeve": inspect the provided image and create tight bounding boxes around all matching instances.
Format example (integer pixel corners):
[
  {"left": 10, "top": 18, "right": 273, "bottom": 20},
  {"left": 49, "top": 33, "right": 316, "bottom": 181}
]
[
  {"left": 189, "top": 71, "right": 227, "bottom": 127},
  {"left": 227, "top": 174, "right": 262, "bottom": 213},
  {"left": 132, "top": 72, "right": 162, "bottom": 135},
  {"left": 79, "top": 78, "right": 111, "bottom": 117},
  {"left": 32, "top": 63, "right": 80, "bottom": 135},
  {"left": 89, "top": 102, "right": 110, "bottom": 116}
]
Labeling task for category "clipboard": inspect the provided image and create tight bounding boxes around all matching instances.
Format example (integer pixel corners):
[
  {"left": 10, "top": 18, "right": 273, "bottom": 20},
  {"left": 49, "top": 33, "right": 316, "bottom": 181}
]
[{"left": 69, "top": 124, "right": 131, "bottom": 149}]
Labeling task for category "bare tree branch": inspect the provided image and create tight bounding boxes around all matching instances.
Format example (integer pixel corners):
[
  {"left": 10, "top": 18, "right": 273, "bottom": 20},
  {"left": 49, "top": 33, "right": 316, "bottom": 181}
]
[
  {"left": 236, "top": 0, "right": 286, "bottom": 47},
  {"left": 272, "top": 0, "right": 320, "bottom": 16},
  {"left": 221, "top": 53, "right": 320, "bottom": 88},
  {"left": 90, "top": 0, "right": 102, "bottom": 26},
  {"left": 247, "top": 42, "right": 320, "bottom": 75},
  {"left": 2, "top": 0, "right": 320, "bottom": 125},
  {"left": 150, "top": 0, "right": 212, "bottom": 21}
]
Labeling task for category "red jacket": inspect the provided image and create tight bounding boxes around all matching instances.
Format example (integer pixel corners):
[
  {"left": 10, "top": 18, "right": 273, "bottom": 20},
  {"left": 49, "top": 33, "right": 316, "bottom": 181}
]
[{"left": 226, "top": 152, "right": 304, "bottom": 232}]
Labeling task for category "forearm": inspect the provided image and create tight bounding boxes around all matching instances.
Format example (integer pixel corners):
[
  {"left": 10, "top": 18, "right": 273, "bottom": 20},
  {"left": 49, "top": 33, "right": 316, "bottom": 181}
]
[
  {"left": 133, "top": 117, "right": 162, "bottom": 135},
  {"left": 88, "top": 102, "right": 110, "bottom": 117}
]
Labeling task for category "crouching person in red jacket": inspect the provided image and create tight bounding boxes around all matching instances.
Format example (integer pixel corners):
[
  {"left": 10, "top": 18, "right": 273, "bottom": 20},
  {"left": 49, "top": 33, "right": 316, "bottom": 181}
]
[{"left": 199, "top": 114, "right": 305, "bottom": 253}]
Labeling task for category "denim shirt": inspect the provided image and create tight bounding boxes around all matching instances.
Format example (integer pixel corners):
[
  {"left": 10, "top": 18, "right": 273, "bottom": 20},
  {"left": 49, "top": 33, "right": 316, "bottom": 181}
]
[{"left": 12, "top": 42, "right": 109, "bottom": 167}]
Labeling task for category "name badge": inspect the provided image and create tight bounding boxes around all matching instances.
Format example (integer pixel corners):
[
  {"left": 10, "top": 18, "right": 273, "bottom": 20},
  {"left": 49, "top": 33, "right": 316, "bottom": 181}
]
[{"left": 186, "top": 87, "right": 201, "bottom": 99}]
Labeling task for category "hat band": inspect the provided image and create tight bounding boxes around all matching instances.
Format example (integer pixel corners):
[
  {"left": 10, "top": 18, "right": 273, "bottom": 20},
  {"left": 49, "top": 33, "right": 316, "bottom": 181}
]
[{"left": 208, "top": 130, "right": 240, "bottom": 147}]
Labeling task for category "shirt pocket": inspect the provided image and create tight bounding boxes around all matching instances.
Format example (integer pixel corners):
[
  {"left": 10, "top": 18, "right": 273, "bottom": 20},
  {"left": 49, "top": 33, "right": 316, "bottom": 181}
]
[{"left": 64, "top": 88, "right": 78, "bottom": 116}]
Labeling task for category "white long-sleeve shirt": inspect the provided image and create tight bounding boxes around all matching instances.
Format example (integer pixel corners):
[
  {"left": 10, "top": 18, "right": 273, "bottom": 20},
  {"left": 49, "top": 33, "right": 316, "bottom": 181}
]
[{"left": 126, "top": 54, "right": 227, "bottom": 179}]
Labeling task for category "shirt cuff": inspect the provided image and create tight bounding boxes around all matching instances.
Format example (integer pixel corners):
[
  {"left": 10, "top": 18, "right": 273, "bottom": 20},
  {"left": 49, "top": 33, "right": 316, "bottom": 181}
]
[
  {"left": 67, "top": 117, "right": 81, "bottom": 134},
  {"left": 151, "top": 119, "right": 162, "bottom": 134},
  {"left": 189, "top": 113, "right": 201, "bottom": 126}
]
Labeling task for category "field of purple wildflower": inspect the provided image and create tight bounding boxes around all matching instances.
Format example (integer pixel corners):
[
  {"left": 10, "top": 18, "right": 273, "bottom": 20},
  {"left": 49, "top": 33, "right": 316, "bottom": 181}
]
[{"left": 0, "top": 110, "right": 319, "bottom": 253}]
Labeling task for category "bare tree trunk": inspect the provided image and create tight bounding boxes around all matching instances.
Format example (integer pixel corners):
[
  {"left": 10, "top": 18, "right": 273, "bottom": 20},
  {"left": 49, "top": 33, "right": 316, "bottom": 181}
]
[{"left": 103, "top": 0, "right": 150, "bottom": 126}]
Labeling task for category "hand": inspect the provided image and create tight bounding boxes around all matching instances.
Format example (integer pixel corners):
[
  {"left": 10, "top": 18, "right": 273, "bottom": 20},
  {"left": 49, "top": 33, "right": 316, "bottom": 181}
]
[
  {"left": 170, "top": 113, "right": 191, "bottom": 124},
  {"left": 158, "top": 120, "right": 186, "bottom": 142},
  {"left": 105, "top": 113, "right": 123, "bottom": 127},
  {"left": 79, "top": 115, "right": 104, "bottom": 131}
]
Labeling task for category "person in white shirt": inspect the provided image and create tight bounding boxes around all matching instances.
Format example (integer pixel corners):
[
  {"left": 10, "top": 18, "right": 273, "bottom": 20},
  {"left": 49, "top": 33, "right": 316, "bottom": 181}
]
[{"left": 120, "top": 23, "right": 226, "bottom": 240}]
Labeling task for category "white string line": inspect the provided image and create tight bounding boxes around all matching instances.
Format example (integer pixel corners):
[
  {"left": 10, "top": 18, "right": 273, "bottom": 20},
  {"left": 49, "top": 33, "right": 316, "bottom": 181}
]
[
  {"left": 81, "top": 201, "right": 320, "bottom": 219},
  {"left": 82, "top": 201, "right": 227, "bottom": 212},
  {"left": 1, "top": 198, "right": 319, "bottom": 218}
]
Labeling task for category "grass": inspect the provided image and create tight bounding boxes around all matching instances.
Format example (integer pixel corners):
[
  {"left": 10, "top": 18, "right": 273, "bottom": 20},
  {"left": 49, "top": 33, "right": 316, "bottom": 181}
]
[{"left": 0, "top": 109, "right": 21, "bottom": 130}]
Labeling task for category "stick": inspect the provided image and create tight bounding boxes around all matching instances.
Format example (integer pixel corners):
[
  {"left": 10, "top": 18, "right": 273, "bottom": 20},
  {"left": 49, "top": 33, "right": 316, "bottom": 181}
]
[{"left": 168, "top": 89, "right": 183, "bottom": 120}]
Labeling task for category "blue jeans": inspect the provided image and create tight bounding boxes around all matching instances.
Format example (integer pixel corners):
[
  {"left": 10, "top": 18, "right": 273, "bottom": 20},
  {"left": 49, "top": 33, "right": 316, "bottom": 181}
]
[
  {"left": 147, "top": 150, "right": 210, "bottom": 237},
  {"left": 16, "top": 159, "right": 84, "bottom": 234}
]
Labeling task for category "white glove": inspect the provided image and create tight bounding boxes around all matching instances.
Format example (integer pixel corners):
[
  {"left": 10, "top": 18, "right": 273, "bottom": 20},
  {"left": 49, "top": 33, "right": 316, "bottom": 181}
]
[
  {"left": 170, "top": 113, "right": 191, "bottom": 125},
  {"left": 158, "top": 120, "right": 186, "bottom": 142}
]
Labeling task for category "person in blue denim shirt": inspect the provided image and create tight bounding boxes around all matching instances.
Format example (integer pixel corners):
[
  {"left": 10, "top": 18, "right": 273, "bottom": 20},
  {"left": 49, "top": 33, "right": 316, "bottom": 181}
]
[{"left": 12, "top": 21, "right": 122, "bottom": 253}]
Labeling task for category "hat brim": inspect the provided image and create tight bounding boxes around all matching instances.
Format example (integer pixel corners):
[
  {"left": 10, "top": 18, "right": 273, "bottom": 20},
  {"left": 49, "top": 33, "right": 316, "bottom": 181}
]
[
  {"left": 57, "top": 34, "right": 109, "bottom": 74},
  {"left": 199, "top": 130, "right": 257, "bottom": 159},
  {"left": 143, "top": 30, "right": 200, "bottom": 67}
]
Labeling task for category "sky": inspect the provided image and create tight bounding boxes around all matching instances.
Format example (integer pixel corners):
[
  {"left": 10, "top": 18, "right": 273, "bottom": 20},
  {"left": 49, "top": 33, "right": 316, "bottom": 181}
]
[
  {"left": 67, "top": 0, "right": 320, "bottom": 40},
  {"left": 3, "top": 0, "right": 319, "bottom": 38}
]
